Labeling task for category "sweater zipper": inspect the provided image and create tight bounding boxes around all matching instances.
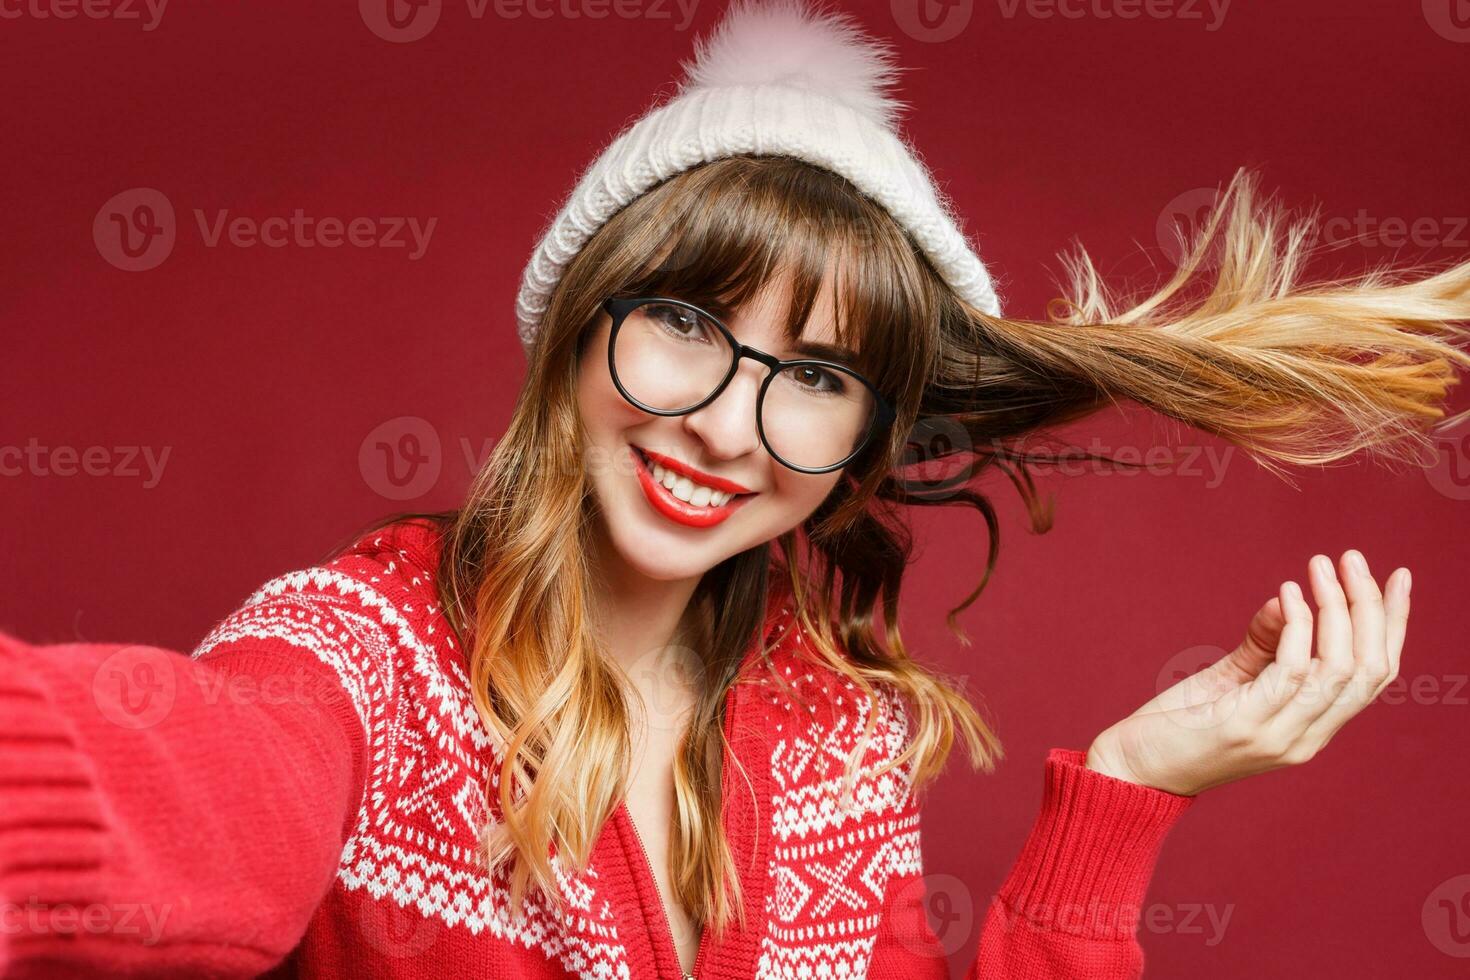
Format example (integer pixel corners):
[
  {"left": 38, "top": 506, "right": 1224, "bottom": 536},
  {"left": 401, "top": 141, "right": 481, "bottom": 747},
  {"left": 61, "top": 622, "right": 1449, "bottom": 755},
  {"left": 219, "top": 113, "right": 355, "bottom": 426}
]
[{"left": 623, "top": 807, "right": 707, "bottom": 980}]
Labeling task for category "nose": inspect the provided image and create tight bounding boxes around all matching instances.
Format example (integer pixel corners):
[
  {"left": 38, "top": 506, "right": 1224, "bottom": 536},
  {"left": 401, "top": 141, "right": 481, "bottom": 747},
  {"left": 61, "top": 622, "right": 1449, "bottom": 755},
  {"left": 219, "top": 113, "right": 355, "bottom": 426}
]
[{"left": 682, "top": 357, "right": 764, "bottom": 461}]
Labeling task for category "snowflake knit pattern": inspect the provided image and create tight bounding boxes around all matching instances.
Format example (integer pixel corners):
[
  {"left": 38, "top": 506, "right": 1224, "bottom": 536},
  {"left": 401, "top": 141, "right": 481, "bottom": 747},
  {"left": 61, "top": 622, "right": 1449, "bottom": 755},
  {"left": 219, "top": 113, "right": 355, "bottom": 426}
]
[{"left": 0, "top": 518, "right": 1196, "bottom": 978}]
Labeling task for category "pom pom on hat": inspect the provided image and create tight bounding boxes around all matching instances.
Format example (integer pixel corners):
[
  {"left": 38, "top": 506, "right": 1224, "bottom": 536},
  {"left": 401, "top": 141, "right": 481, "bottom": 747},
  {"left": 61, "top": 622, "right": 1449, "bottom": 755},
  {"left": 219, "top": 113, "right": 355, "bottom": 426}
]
[
  {"left": 513, "top": 0, "right": 1004, "bottom": 353},
  {"left": 676, "top": 0, "right": 910, "bottom": 130}
]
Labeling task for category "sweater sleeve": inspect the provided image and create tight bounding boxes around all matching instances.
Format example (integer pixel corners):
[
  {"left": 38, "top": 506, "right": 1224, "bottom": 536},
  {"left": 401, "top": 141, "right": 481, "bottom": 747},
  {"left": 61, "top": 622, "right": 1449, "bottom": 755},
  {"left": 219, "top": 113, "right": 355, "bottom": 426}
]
[
  {"left": 868, "top": 747, "right": 1196, "bottom": 979},
  {"left": 0, "top": 621, "right": 368, "bottom": 978}
]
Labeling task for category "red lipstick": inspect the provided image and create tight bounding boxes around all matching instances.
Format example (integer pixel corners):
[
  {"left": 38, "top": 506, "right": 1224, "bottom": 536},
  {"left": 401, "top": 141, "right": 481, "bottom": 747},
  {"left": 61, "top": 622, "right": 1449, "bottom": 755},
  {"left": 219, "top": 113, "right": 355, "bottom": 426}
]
[
  {"left": 637, "top": 447, "right": 754, "bottom": 495},
  {"left": 630, "top": 446, "right": 756, "bottom": 529}
]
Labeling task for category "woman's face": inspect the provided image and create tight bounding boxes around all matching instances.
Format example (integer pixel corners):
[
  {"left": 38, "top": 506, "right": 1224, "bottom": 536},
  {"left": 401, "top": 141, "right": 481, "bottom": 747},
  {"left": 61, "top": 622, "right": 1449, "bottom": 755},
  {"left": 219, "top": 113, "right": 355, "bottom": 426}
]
[{"left": 577, "top": 274, "right": 850, "bottom": 584}]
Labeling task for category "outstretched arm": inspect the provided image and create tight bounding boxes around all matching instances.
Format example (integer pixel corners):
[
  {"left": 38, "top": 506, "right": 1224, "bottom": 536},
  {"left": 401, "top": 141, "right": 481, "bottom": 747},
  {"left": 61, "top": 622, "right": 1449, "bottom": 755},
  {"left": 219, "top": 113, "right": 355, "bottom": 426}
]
[{"left": 0, "top": 629, "right": 367, "bottom": 977}]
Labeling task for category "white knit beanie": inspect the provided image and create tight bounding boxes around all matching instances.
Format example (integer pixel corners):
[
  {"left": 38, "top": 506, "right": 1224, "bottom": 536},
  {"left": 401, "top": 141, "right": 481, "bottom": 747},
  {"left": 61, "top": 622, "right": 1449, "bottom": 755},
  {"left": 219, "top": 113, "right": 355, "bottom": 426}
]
[{"left": 513, "top": 0, "right": 1004, "bottom": 353}]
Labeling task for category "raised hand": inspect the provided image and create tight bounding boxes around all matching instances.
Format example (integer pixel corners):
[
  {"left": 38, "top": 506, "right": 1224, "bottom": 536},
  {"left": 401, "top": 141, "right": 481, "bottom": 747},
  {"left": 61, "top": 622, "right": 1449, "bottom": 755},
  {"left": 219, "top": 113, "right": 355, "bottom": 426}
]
[{"left": 1085, "top": 550, "right": 1410, "bottom": 797}]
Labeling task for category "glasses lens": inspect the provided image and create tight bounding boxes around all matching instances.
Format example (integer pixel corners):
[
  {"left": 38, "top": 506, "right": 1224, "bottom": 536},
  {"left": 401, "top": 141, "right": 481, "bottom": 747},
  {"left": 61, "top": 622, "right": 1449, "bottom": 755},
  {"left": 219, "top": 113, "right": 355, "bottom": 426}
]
[
  {"left": 611, "top": 301, "right": 733, "bottom": 412},
  {"left": 762, "top": 363, "right": 878, "bottom": 470}
]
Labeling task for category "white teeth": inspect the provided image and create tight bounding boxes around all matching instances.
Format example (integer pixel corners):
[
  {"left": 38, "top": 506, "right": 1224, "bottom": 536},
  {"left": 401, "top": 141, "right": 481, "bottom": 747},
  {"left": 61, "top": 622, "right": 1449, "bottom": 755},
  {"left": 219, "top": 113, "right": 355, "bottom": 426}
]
[{"left": 647, "top": 457, "right": 736, "bottom": 509}]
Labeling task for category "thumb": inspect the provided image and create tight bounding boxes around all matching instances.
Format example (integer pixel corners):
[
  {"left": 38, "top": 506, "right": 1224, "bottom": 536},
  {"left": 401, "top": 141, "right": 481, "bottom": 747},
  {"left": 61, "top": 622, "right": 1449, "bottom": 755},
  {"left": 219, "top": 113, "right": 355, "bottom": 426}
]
[{"left": 1227, "top": 595, "right": 1288, "bottom": 678}]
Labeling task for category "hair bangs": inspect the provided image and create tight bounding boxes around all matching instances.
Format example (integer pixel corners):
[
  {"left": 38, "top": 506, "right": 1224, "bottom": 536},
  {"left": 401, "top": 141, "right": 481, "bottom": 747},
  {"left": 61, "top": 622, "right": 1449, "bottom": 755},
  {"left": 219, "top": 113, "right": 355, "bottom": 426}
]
[{"left": 611, "top": 156, "right": 931, "bottom": 397}]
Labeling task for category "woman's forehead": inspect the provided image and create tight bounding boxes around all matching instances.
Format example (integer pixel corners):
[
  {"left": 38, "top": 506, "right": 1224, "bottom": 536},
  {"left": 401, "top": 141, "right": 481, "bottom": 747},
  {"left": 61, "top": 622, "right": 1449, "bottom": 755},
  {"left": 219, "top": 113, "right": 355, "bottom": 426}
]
[
  {"left": 721, "top": 266, "right": 853, "bottom": 356},
  {"left": 633, "top": 232, "right": 879, "bottom": 363}
]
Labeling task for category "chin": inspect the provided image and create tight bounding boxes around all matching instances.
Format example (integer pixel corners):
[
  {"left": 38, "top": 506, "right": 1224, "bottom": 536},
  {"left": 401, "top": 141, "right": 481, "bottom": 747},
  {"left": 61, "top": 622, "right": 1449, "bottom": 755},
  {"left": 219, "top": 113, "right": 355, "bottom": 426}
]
[{"left": 602, "top": 514, "right": 732, "bottom": 582}]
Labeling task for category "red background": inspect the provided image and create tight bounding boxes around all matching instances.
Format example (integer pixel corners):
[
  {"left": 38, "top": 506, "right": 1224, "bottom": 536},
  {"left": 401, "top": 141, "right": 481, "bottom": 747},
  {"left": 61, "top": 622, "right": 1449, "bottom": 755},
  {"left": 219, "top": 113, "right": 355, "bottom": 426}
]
[{"left": 5, "top": 1, "right": 1470, "bottom": 976}]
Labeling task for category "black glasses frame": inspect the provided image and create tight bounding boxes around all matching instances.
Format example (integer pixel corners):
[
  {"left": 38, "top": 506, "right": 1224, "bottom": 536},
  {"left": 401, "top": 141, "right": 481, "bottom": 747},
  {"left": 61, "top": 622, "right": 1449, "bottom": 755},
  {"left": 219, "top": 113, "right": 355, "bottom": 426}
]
[{"left": 602, "top": 296, "right": 896, "bottom": 475}]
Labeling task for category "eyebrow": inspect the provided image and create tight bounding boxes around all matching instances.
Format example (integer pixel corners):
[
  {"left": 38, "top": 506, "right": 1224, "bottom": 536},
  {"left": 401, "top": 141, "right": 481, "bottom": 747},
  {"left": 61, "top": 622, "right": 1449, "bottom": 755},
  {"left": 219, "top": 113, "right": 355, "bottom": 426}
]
[
  {"left": 785, "top": 339, "right": 860, "bottom": 365},
  {"left": 675, "top": 297, "right": 860, "bottom": 365}
]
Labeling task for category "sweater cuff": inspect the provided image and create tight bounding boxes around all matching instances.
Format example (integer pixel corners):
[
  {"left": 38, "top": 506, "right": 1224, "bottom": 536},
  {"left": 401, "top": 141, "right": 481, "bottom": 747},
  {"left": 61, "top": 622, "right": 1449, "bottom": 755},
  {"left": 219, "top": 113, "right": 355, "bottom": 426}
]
[
  {"left": 996, "top": 747, "right": 1196, "bottom": 941},
  {"left": 0, "top": 635, "right": 111, "bottom": 972}
]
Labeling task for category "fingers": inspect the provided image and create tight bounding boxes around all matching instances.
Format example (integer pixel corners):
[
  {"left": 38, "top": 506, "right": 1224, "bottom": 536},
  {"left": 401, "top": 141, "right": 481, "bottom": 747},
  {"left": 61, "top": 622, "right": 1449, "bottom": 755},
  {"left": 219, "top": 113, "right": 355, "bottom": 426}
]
[
  {"left": 1340, "top": 551, "right": 1389, "bottom": 681},
  {"left": 1313, "top": 553, "right": 1360, "bottom": 678},
  {"left": 1319, "top": 551, "right": 1387, "bottom": 706},
  {"left": 1301, "top": 551, "right": 1392, "bottom": 745},
  {"left": 1379, "top": 567, "right": 1411, "bottom": 698},
  {"left": 1255, "top": 554, "right": 1350, "bottom": 736},
  {"left": 1269, "top": 583, "right": 1313, "bottom": 681},
  {"left": 1236, "top": 579, "right": 1314, "bottom": 720},
  {"left": 1269, "top": 551, "right": 1395, "bottom": 752}
]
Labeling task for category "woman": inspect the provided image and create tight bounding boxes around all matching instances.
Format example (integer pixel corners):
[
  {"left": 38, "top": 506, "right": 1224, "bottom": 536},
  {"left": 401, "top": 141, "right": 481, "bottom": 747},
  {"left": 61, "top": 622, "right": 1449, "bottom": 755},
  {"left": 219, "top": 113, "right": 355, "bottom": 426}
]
[{"left": 3, "top": 1, "right": 1466, "bottom": 977}]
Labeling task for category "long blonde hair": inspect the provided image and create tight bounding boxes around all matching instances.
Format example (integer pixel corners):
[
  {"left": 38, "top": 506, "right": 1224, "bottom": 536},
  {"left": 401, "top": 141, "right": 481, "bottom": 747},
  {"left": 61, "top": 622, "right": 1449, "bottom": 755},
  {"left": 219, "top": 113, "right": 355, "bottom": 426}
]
[{"left": 358, "top": 157, "right": 1470, "bottom": 936}]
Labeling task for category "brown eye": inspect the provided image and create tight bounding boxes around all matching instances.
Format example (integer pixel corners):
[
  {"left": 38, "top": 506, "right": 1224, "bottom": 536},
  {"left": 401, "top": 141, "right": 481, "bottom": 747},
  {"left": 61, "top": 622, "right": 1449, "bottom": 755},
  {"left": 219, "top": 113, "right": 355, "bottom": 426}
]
[
  {"left": 782, "top": 365, "right": 848, "bottom": 396},
  {"left": 642, "top": 304, "right": 718, "bottom": 344}
]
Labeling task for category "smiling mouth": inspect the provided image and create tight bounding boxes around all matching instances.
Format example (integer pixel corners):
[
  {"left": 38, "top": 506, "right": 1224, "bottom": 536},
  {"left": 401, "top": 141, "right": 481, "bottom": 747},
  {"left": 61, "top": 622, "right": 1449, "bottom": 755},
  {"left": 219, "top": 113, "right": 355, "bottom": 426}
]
[{"left": 630, "top": 446, "right": 757, "bottom": 528}]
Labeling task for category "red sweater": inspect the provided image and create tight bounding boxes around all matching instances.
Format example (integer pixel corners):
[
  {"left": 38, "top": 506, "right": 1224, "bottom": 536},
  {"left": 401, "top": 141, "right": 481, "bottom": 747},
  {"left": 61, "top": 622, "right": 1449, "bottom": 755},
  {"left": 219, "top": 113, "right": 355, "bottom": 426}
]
[{"left": 0, "top": 519, "right": 1195, "bottom": 979}]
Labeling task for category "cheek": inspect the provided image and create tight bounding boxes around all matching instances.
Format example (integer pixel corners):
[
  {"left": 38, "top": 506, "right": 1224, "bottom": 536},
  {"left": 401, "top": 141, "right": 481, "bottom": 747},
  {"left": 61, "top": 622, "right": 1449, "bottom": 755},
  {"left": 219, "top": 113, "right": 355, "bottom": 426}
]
[
  {"left": 761, "top": 470, "right": 842, "bottom": 529},
  {"left": 576, "top": 318, "right": 619, "bottom": 411},
  {"left": 576, "top": 360, "right": 655, "bottom": 498},
  {"left": 577, "top": 342, "right": 627, "bottom": 441}
]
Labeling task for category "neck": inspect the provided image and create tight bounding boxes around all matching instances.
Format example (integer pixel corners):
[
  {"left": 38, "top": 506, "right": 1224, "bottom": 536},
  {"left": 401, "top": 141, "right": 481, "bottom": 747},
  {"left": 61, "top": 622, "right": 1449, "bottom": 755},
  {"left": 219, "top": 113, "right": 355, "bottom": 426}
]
[{"left": 586, "top": 519, "right": 705, "bottom": 692}]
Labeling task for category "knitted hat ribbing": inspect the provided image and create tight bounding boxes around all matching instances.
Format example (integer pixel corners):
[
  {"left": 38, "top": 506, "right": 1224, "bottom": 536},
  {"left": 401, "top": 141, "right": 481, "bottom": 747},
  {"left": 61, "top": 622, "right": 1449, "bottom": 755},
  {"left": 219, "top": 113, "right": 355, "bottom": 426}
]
[{"left": 513, "top": 0, "right": 1003, "bottom": 353}]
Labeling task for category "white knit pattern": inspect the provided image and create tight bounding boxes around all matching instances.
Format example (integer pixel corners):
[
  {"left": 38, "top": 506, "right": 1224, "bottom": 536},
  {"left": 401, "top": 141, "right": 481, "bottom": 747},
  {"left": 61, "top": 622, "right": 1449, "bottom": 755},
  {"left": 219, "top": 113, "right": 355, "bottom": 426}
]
[
  {"left": 190, "top": 537, "right": 926, "bottom": 979},
  {"left": 191, "top": 543, "right": 634, "bottom": 979},
  {"left": 752, "top": 616, "right": 925, "bottom": 979},
  {"left": 514, "top": 0, "right": 1003, "bottom": 353}
]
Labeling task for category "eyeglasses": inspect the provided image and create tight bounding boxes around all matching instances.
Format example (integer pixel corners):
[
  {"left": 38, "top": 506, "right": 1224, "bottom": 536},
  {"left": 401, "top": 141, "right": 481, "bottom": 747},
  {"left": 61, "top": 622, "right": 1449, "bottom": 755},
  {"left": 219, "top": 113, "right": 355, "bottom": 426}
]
[{"left": 602, "top": 296, "right": 895, "bottom": 474}]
